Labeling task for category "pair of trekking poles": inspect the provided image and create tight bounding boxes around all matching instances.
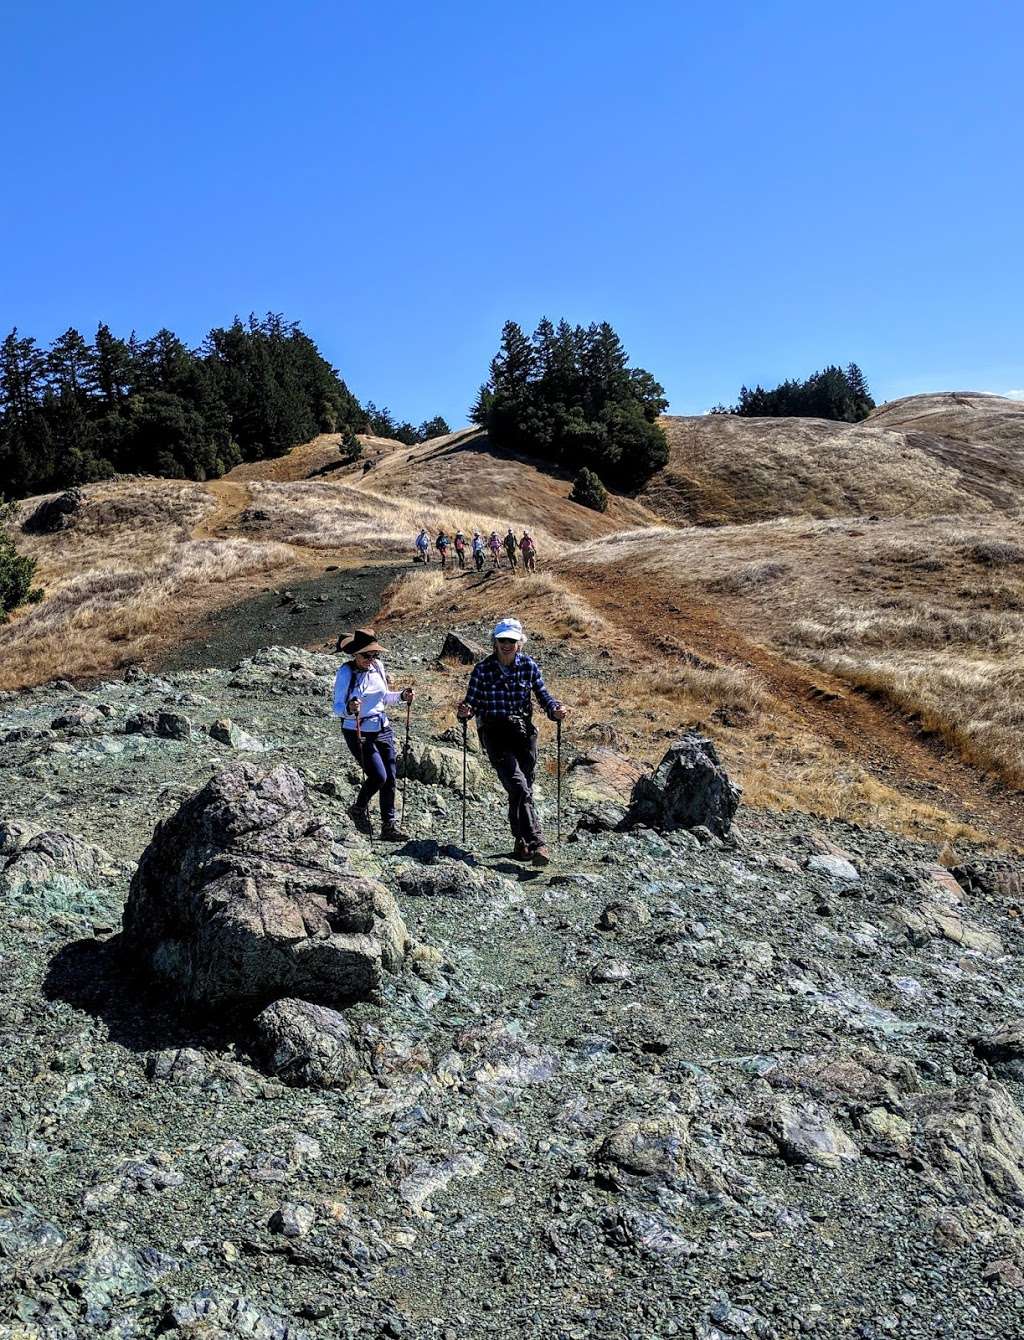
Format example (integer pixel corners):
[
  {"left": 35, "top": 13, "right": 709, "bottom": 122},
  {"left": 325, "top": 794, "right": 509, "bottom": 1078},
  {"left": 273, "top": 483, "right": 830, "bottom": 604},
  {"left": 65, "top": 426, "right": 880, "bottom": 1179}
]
[{"left": 396, "top": 698, "right": 563, "bottom": 850}]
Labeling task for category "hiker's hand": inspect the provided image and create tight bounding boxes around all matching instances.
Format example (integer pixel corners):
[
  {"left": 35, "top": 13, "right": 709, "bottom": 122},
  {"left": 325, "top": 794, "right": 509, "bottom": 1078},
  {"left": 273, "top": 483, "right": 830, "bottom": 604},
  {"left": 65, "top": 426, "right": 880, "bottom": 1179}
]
[
  {"left": 456, "top": 703, "right": 472, "bottom": 720},
  {"left": 552, "top": 706, "right": 567, "bottom": 722},
  {"left": 348, "top": 697, "right": 361, "bottom": 714},
  {"left": 401, "top": 687, "right": 415, "bottom": 703}
]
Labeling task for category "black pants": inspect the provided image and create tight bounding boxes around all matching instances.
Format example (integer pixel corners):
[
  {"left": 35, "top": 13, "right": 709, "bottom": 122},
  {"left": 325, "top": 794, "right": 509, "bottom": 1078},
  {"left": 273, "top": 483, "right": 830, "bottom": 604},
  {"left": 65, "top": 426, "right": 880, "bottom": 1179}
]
[
  {"left": 455, "top": 548, "right": 466, "bottom": 568},
  {"left": 343, "top": 726, "right": 397, "bottom": 826},
  {"left": 505, "top": 547, "right": 517, "bottom": 568},
  {"left": 474, "top": 551, "right": 484, "bottom": 570},
  {"left": 478, "top": 718, "right": 542, "bottom": 849}
]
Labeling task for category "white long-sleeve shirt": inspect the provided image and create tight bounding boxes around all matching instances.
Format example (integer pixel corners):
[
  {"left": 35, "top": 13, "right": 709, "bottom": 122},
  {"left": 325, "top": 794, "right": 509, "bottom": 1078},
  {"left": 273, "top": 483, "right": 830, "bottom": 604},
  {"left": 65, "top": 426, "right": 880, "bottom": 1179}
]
[{"left": 332, "top": 659, "right": 402, "bottom": 733}]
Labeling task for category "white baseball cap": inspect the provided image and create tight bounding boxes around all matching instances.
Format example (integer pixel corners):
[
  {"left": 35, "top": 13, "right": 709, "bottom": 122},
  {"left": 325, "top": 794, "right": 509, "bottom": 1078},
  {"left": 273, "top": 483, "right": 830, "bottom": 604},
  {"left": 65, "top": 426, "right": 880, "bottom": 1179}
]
[{"left": 493, "top": 617, "right": 525, "bottom": 643}]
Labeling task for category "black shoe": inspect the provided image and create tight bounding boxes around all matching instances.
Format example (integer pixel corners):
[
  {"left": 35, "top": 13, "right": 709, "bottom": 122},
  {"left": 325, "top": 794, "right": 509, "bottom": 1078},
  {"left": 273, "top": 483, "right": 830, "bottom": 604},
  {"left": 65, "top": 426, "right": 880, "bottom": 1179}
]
[
  {"left": 348, "top": 804, "right": 372, "bottom": 835},
  {"left": 379, "top": 825, "right": 409, "bottom": 842},
  {"left": 512, "top": 838, "right": 530, "bottom": 861}
]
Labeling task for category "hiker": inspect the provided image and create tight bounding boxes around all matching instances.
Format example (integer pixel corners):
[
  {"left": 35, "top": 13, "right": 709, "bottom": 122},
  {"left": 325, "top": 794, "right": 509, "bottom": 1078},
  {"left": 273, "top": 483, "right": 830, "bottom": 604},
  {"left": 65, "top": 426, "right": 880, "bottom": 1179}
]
[
  {"left": 454, "top": 530, "right": 467, "bottom": 569},
  {"left": 436, "top": 530, "right": 451, "bottom": 569},
  {"left": 472, "top": 530, "right": 485, "bottom": 571},
  {"left": 333, "top": 628, "right": 414, "bottom": 841},
  {"left": 503, "top": 528, "right": 518, "bottom": 569},
  {"left": 415, "top": 528, "right": 431, "bottom": 563},
  {"left": 487, "top": 531, "right": 502, "bottom": 568},
  {"left": 520, "top": 530, "right": 536, "bottom": 572},
  {"left": 456, "top": 616, "right": 565, "bottom": 865}
]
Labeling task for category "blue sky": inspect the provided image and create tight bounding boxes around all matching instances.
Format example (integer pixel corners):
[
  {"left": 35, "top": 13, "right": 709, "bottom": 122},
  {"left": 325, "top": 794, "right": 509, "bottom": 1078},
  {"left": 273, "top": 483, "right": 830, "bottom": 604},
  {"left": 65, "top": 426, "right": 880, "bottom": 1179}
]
[{"left": 2, "top": 0, "right": 1021, "bottom": 424}]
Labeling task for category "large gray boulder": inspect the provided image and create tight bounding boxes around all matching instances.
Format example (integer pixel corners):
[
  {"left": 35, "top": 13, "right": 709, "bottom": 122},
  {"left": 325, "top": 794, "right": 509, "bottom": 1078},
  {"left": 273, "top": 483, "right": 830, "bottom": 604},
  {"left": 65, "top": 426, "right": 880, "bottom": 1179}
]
[
  {"left": 626, "top": 733, "right": 740, "bottom": 838},
  {"left": 121, "top": 763, "right": 410, "bottom": 1010}
]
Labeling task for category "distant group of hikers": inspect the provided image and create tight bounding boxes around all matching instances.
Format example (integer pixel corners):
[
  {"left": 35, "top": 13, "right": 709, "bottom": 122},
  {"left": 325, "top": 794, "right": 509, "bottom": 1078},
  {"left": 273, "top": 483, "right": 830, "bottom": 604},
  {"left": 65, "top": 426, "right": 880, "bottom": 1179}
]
[
  {"left": 334, "top": 617, "right": 564, "bottom": 865},
  {"left": 414, "top": 526, "right": 538, "bottom": 573}
]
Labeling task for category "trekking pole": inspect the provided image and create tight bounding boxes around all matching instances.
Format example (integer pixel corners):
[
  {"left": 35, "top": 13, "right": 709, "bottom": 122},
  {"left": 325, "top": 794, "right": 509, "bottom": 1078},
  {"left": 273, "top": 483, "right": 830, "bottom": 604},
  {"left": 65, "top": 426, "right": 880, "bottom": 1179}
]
[
  {"left": 556, "top": 717, "right": 563, "bottom": 849},
  {"left": 461, "top": 717, "right": 468, "bottom": 847},
  {"left": 401, "top": 690, "right": 413, "bottom": 827}
]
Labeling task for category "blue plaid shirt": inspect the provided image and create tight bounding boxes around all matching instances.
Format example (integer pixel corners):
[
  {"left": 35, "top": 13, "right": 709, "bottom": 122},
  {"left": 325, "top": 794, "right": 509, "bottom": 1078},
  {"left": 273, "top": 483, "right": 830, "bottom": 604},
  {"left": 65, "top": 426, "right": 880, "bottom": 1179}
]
[{"left": 463, "top": 653, "right": 561, "bottom": 721}]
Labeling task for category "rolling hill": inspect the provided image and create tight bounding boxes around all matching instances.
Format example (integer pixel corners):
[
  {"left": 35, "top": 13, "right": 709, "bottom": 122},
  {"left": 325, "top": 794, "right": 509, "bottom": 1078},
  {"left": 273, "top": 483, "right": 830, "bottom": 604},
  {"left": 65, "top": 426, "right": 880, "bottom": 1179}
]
[{"left": 636, "top": 392, "right": 1024, "bottom": 525}]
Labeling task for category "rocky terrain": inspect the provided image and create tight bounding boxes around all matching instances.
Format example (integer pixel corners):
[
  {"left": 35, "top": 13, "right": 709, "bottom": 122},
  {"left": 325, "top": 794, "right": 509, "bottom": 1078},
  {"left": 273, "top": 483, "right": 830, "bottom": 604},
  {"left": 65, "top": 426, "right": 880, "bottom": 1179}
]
[{"left": 2, "top": 626, "right": 1024, "bottom": 1339}]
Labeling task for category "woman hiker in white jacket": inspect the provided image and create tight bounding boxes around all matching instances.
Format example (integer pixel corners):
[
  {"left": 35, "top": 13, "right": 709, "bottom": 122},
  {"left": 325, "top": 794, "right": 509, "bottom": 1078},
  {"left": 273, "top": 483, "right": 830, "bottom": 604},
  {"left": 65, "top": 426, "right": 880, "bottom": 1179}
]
[{"left": 333, "top": 627, "right": 414, "bottom": 840}]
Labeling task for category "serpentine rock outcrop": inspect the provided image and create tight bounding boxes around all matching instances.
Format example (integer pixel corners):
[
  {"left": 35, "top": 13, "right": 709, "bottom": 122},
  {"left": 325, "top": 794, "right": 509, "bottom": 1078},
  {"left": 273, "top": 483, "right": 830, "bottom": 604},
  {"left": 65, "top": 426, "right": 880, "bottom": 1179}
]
[{"left": 122, "top": 763, "right": 410, "bottom": 1010}]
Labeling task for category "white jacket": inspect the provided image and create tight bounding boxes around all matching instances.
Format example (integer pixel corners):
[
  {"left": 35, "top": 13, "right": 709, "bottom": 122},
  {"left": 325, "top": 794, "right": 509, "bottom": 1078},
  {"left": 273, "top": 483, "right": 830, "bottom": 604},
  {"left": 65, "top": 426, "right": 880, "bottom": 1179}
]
[{"left": 332, "top": 659, "right": 402, "bottom": 733}]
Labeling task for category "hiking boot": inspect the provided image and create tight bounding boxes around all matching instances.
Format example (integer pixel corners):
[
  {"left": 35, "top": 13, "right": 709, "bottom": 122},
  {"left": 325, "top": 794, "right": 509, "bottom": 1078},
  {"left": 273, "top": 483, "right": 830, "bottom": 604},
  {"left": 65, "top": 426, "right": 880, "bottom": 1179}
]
[
  {"left": 379, "top": 825, "right": 409, "bottom": 843},
  {"left": 512, "top": 838, "right": 530, "bottom": 861},
  {"left": 531, "top": 844, "right": 551, "bottom": 867},
  {"left": 347, "top": 804, "right": 372, "bottom": 836}
]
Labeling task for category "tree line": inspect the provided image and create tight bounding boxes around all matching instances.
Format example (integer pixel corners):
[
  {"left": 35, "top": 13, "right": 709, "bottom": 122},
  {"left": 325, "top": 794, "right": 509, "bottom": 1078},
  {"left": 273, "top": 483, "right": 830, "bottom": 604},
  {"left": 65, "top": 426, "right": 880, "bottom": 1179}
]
[
  {"left": 712, "top": 363, "right": 874, "bottom": 422},
  {"left": 0, "top": 314, "right": 449, "bottom": 500}
]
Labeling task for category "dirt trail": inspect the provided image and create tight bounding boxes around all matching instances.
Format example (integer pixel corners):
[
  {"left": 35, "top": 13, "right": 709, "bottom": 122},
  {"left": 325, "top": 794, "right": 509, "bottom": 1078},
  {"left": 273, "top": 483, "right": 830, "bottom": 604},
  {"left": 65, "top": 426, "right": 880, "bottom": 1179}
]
[
  {"left": 191, "top": 479, "right": 253, "bottom": 540},
  {"left": 571, "top": 567, "right": 1024, "bottom": 847}
]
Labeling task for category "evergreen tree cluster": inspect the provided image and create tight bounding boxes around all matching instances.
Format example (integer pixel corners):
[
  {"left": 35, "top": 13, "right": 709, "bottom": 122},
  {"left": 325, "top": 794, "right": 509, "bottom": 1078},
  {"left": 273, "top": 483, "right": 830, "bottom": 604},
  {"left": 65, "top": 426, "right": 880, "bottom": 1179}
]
[
  {"left": 712, "top": 364, "right": 874, "bottom": 422},
  {"left": 363, "top": 405, "right": 451, "bottom": 446},
  {"left": 471, "top": 319, "right": 669, "bottom": 490},
  {"left": 0, "top": 314, "right": 367, "bottom": 499}
]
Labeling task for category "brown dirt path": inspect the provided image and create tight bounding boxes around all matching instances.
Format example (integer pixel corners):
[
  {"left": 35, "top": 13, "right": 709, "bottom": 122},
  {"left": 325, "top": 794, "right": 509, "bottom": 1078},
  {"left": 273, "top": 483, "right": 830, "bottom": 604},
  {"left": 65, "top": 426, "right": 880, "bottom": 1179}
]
[
  {"left": 570, "top": 567, "right": 1024, "bottom": 848},
  {"left": 191, "top": 479, "right": 253, "bottom": 539}
]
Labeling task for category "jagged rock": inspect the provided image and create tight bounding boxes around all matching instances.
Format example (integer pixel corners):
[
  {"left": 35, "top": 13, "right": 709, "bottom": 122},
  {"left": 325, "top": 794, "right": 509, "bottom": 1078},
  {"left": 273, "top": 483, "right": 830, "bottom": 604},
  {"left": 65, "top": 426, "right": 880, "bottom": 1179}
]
[
  {"left": 954, "top": 859, "right": 1024, "bottom": 901},
  {"left": 50, "top": 703, "right": 108, "bottom": 735},
  {"left": 439, "top": 631, "right": 486, "bottom": 664},
  {"left": 121, "top": 763, "right": 411, "bottom": 1009},
  {"left": 626, "top": 732, "right": 740, "bottom": 837},
  {"left": 397, "top": 741, "right": 483, "bottom": 791},
  {"left": 910, "top": 1081, "right": 1024, "bottom": 1209},
  {"left": 806, "top": 854, "right": 860, "bottom": 882},
  {"left": 598, "top": 1114, "right": 692, "bottom": 1180},
  {"left": 252, "top": 997, "right": 365, "bottom": 1088},
  {"left": 754, "top": 1097, "right": 860, "bottom": 1168},
  {"left": 567, "top": 747, "right": 645, "bottom": 812},
  {"left": 399, "top": 1152, "right": 486, "bottom": 1213},
  {"left": 598, "top": 900, "right": 651, "bottom": 933},
  {"left": 391, "top": 859, "right": 501, "bottom": 901},
  {"left": 0, "top": 818, "right": 41, "bottom": 856},
  {"left": 124, "top": 710, "right": 193, "bottom": 740},
  {"left": 858, "top": 1106, "right": 912, "bottom": 1154},
  {"left": 146, "top": 1047, "right": 278, "bottom": 1098},
  {"left": 599, "top": 1206, "right": 696, "bottom": 1259},
  {"left": 886, "top": 872, "right": 1004, "bottom": 957},
  {"left": 970, "top": 1023, "right": 1024, "bottom": 1080},
  {"left": 165, "top": 1292, "right": 311, "bottom": 1338},
  {"left": 269, "top": 1202, "right": 315, "bottom": 1237},
  {"left": 22, "top": 487, "right": 83, "bottom": 533},
  {"left": 0, "top": 828, "right": 116, "bottom": 921},
  {"left": 764, "top": 1049, "right": 920, "bottom": 1111},
  {"left": 209, "top": 718, "right": 268, "bottom": 751}
]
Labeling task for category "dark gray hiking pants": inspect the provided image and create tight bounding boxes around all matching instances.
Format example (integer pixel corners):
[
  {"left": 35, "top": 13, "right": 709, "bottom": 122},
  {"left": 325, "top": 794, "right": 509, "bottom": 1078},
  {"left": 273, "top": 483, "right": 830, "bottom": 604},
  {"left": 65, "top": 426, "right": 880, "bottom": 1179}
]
[{"left": 478, "top": 718, "right": 543, "bottom": 849}]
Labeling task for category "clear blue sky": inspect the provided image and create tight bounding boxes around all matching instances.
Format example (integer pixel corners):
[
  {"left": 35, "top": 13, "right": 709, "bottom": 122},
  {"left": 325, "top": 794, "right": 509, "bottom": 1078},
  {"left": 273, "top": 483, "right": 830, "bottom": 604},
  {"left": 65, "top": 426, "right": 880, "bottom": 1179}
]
[{"left": 2, "top": 0, "right": 1021, "bottom": 424}]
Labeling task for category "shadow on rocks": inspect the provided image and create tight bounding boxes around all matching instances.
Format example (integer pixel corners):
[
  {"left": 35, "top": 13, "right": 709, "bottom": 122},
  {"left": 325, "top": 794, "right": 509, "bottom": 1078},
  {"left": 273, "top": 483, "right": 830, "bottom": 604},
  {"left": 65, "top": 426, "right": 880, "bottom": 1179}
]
[{"left": 42, "top": 933, "right": 239, "bottom": 1055}]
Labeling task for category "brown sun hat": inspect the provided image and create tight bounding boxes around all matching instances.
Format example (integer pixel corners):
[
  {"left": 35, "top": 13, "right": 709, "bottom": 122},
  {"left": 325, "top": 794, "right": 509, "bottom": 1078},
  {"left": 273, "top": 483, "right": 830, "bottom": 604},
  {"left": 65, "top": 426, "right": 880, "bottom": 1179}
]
[{"left": 337, "top": 627, "right": 386, "bottom": 656}]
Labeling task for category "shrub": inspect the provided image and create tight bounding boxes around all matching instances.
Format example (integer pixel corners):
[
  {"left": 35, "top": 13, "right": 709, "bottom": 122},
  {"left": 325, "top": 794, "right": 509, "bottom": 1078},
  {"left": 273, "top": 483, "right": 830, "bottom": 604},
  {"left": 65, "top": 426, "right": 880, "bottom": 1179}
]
[
  {"left": 0, "top": 503, "right": 38, "bottom": 616},
  {"left": 570, "top": 467, "right": 609, "bottom": 512}
]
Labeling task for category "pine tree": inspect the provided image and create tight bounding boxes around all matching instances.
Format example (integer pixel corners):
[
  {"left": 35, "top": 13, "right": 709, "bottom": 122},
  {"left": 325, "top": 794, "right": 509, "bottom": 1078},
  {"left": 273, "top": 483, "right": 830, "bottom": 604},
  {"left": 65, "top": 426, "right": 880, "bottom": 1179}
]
[{"left": 417, "top": 416, "right": 451, "bottom": 440}]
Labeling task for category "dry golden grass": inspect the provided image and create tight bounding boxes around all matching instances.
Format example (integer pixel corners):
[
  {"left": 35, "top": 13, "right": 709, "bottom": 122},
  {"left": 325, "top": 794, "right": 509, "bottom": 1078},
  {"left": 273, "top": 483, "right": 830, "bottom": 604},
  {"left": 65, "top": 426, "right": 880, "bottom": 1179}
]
[
  {"left": 244, "top": 479, "right": 563, "bottom": 559},
  {"left": 1, "top": 481, "right": 292, "bottom": 688},
  {"left": 640, "top": 393, "right": 1024, "bottom": 526},
  {"left": 566, "top": 511, "right": 1024, "bottom": 791}
]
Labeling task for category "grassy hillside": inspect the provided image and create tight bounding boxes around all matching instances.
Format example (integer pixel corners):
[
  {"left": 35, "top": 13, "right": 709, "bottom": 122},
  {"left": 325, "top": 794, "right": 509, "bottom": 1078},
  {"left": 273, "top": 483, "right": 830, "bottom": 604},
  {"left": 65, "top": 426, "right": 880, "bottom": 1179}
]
[{"left": 638, "top": 393, "right": 1024, "bottom": 525}]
